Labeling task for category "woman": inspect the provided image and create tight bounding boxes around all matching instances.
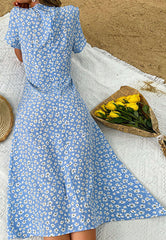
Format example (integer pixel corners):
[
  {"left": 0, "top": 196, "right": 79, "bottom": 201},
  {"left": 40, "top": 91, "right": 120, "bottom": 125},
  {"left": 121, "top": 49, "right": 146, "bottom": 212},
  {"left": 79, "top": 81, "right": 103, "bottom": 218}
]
[{"left": 5, "top": 0, "right": 166, "bottom": 240}]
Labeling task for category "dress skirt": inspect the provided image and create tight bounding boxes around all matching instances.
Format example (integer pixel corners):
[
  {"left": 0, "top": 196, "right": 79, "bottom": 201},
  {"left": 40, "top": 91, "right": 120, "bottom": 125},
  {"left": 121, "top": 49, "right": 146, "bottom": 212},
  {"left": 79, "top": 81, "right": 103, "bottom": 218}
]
[{"left": 7, "top": 77, "right": 166, "bottom": 240}]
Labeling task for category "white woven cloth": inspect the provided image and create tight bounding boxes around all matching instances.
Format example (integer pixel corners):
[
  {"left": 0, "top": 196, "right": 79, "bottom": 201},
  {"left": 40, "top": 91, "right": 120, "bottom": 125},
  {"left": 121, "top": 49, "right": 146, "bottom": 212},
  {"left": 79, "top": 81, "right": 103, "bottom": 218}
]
[{"left": 1, "top": 12, "right": 166, "bottom": 240}]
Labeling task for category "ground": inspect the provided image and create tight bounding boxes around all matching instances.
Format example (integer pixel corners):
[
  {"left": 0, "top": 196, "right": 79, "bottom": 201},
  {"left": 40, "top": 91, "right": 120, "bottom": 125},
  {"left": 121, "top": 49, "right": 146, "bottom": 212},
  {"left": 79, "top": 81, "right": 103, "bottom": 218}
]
[{"left": 1, "top": 0, "right": 166, "bottom": 82}]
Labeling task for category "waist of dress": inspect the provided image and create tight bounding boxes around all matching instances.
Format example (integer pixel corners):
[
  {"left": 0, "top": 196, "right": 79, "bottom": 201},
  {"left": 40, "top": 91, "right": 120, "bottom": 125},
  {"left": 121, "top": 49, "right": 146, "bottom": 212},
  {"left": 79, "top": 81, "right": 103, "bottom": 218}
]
[{"left": 24, "top": 77, "right": 76, "bottom": 97}]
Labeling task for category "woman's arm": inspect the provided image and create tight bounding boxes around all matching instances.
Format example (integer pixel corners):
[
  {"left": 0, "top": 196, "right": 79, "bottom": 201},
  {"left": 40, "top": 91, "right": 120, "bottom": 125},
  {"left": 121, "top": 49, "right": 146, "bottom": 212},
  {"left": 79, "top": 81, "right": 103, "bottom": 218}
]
[{"left": 14, "top": 48, "right": 23, "bottom": 62}]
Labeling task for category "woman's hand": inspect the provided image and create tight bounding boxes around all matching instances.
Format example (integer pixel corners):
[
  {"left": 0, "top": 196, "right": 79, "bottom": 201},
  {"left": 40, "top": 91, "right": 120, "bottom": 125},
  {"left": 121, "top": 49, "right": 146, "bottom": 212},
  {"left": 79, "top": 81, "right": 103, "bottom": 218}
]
[
  {"left": 13, "top": 0, "right": 38, "bottom": 9},
  {"left": 14, "top": 48, "right": 23, "bottom": 62}
]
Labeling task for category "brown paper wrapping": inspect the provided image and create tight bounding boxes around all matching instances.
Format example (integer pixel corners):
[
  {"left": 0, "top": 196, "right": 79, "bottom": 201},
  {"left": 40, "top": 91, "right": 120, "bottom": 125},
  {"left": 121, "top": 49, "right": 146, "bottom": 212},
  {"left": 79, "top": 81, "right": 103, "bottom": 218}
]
[{"left": 90, "top": 86, "right": 166, "bottom": 157}]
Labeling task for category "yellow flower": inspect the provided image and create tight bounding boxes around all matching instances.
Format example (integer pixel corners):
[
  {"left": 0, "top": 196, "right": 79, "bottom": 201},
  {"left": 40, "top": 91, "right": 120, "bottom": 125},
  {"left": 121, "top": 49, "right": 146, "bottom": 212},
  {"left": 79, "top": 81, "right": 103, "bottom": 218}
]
[
  {"left": 101, "top": 104, "right": 107, "bottom": 112},
  {"left": 105, "top": 100, "right": 116, "bottom": 110},
  {"left": 115, "top": 101, "right": 125, "bottom": 106},
  {"left": 126, "top": 94, "right": 140, "bottom": 103},
  {"left": 94, "top": 109, "right": 106, "bottom": 118},
  {"left": 125, "top": 103, "right": 139, "bottom": 111},
  {"left": 116, "top": 94, "right": 140, "bottom": 103},
  {"left": 115, "top": 96, "right": 127, "bottom": 103},
  {"left": 108, "top": 111, "right": 120, "bottom": 118}
]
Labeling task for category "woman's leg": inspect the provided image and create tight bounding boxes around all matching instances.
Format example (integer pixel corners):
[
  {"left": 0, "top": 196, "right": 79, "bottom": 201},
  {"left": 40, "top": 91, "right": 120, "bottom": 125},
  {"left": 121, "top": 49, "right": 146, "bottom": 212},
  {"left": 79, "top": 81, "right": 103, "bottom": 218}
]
[
  {"left": 43, "top": 233, "right": 71, "bottom": 240},
  {"left": 70, "top": 229, "right": 96, "bottom": 240}
]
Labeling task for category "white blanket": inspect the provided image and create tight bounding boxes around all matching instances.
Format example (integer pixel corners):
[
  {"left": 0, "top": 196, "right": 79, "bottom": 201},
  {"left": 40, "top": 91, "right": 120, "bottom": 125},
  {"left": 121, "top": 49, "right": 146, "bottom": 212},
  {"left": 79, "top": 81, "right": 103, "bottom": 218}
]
[{"left": 0, "top": 12, "right": 166, "bottom": 240}]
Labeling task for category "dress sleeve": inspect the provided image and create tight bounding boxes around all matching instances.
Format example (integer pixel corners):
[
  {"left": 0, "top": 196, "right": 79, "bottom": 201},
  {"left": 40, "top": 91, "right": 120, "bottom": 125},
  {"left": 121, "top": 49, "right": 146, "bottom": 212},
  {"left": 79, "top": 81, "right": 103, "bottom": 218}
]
[
  {"left": 72, "top": 8, "right": 87, "bottom": 54},
  {"left": 5, "top": 7, "right": 21, "bottom": 50}
]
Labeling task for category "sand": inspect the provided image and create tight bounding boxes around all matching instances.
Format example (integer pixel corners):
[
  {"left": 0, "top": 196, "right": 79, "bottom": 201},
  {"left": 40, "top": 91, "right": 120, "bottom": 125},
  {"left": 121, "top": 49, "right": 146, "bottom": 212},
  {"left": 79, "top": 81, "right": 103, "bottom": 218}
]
[{"left": 0, "top": 0, "right": 166, "bottom": 82}]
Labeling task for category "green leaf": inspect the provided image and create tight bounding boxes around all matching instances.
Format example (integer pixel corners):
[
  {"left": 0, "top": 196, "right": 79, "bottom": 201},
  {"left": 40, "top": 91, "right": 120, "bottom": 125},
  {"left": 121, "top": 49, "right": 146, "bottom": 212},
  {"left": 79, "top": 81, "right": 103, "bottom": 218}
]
[
  {"left": 124, "top": 123, "right": 136, "bottom": 127},
  {"left": 97, "top": 112, "right": 106, "bottom": 119},
  {"left": 144, "top": 119, "right": 147, "bottom": 125},
  {"left": 138, "top": 116, "right": 145, "bottom": 124},
  {"left": 106, "top": 118, "right": 127, "bottom": 124},
  {"left": 142, "top": 105, "right": 149, "bottom": 114},
  {"left": 114, "top": 103, "right": 125, "bottom": 111},
  {"left": 135, "top": 122, "right": 139, "bottom": 128},
  {"left": 134, "top": 111, "right": 139, "bottom": 118},
  {"left": 123, "top": 99, "right": 129, "bottom": 103},
  {"left": 126, "top": 107, "right": 134, "bottom": 113},
  {"left": 146, "top": 118, "right": 153, "bottom": 128},
  {"left": 104, "top": 107, "right": 111, "bottom": 112}
]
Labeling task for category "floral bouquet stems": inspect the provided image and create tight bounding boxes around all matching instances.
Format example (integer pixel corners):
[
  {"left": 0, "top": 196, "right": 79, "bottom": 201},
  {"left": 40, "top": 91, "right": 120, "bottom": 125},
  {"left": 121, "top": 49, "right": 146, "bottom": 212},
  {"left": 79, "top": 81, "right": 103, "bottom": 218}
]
[{"left": 90, "top": 86, "right": 166, "bottom": 157}]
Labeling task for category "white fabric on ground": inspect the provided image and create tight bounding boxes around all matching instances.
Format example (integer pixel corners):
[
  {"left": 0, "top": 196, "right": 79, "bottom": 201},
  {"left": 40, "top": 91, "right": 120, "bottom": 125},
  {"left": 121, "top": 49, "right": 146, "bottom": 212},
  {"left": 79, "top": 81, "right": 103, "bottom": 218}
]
[{"left": 0, "top": 12, "right": 166, "bottom": 240}]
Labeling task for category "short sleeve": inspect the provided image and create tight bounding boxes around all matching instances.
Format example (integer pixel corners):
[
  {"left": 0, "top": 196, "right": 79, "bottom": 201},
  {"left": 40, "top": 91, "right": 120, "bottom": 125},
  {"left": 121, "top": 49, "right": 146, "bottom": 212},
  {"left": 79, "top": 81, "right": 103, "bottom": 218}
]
[
  {"left": 4, "top": 7, "right": 21, "bottom": 50},
  {"left": 72, "top": 8, "right": 87, "bottom": 54}
]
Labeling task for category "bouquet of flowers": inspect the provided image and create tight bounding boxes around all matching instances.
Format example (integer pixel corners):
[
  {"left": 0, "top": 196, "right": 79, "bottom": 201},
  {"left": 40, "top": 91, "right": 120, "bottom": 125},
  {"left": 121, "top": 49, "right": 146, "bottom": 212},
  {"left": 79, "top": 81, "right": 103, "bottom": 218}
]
[{"left": 90, "top": 86, "right": 166, "bottom": 157}]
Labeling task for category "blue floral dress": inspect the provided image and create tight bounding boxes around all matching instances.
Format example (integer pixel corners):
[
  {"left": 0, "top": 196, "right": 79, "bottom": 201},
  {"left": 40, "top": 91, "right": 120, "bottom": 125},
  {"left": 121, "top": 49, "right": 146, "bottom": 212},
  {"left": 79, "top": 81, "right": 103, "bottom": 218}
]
[{"left": 5, "top": 4, "right": 166, "bottom": 240}]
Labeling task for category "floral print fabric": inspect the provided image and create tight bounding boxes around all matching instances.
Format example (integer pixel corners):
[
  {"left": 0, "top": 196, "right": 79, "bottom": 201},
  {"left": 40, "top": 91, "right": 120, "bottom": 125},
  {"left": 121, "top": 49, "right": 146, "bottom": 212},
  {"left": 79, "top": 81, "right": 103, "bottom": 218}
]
[{"left": 5, "top": 4, "right": 166, "bottom": 240}]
